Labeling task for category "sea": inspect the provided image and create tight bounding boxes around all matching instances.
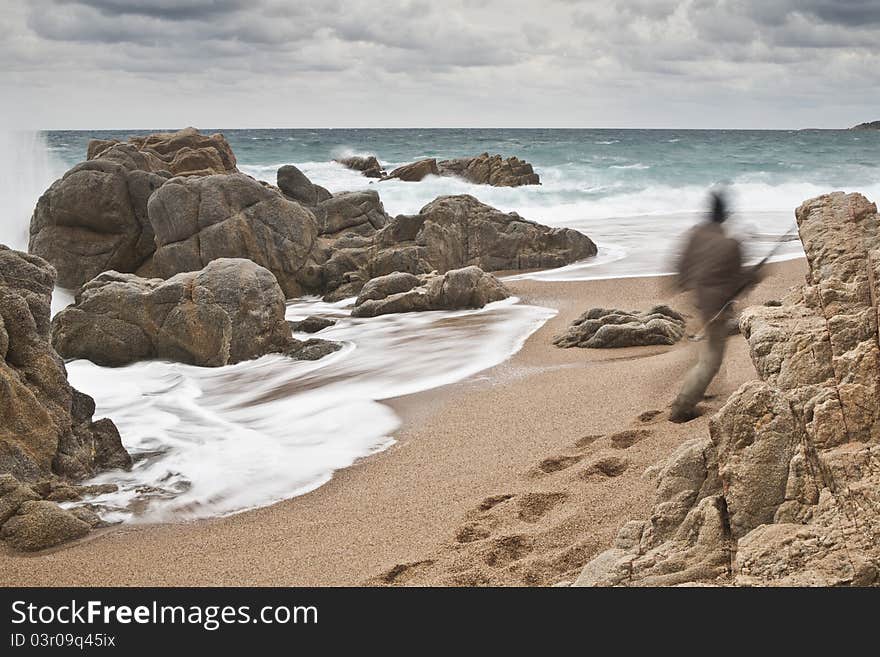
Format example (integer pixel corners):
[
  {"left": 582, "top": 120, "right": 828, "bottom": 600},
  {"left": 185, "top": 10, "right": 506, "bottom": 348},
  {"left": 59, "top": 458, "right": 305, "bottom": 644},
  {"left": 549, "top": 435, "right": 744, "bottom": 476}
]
[{"left": 2, "top": 127, "right": 878, "bottom": 522}]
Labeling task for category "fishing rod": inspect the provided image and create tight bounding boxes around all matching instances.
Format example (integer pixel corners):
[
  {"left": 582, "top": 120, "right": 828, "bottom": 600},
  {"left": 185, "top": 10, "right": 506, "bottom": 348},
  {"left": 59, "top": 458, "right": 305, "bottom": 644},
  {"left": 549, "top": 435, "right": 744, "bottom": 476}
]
[{"left": 689, "top": 222, "right": 799, "bottom": 341}]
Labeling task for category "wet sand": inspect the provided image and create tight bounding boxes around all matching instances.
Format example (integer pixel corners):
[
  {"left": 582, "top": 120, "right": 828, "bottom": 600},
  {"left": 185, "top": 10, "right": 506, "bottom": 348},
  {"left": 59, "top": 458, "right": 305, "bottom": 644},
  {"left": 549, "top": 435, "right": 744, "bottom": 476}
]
[{"left": 0, "top": 259, "right": 807, "bottom": 586}]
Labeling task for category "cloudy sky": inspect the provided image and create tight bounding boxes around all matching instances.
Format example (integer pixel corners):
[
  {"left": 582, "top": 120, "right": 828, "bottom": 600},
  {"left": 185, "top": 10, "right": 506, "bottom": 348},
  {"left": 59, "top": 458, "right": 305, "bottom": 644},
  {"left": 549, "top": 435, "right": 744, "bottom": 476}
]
[{"left": 2, "top": 0, "right": 879, "bottom": 129}]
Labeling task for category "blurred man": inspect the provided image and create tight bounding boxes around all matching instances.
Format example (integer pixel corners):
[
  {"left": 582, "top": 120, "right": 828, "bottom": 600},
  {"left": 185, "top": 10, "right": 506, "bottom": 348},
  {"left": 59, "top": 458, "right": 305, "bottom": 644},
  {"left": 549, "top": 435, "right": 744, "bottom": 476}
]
[{"left": 669, "top": 191, "right": 761, "bottom": 423}]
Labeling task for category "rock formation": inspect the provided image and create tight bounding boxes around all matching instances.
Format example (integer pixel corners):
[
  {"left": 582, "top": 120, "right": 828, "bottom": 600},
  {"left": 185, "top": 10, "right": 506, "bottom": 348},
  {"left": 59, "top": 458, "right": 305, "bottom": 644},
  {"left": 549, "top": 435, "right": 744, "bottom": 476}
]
[
  {"left": 30, "top": 128, "right": 236, "bottom": 289},
  {"left": 0, "top": 245, "right": 130, "bottom": 482},
  {"left": 87, "top": 126, "right": 238, "bottom": 177},
  {"left": 335, "top": 155, "right": 385, "bottom": 178},
  {"left": 322, "top": 194, "right": 597, "bottom": 301},
  {"left": 439, "top": 153, "right": 540, "bottom": 187},
  {"left": 30, "top": 131, "right": 595, "bottom": 304},
  {"left": 0, "top": 246, "right": 131, "bottom": 552},
  {"left": 52, "top": 258, "right": 339, "bottom": 367},
  {"left": 145, "top": 173, "right": 323, "bottom": 298},
  {"left": 850, "top": 121, "right": 880, "bottom": 130},
  {"left": 371, "top": 153, "right": 540, "bottom": 186},
  {"left": 352, "top": 266, "right": 510, "bottom": 318},
  {"left": 553, "top": 306, "right": 686, "bottom": 349},
  {"left": 574, "top": 192, "right": 880, "bottom": 587}
]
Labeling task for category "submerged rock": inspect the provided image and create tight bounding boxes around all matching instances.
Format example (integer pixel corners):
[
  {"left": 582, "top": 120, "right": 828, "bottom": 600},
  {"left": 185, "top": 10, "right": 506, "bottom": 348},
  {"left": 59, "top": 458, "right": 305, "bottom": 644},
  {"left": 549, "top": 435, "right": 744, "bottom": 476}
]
[
  {"left": 289, "top": 316, "right": 336, "bottom": 333},
  {"left": 352, "top": 266, "right": 509, "bottom": 317},
  {"left": 554, "top": 305, "right": 686, "bottom": 348},
  {"left": 574, "top": 192, "right": 880, "bottom": 587},
  {"left": 0, "top": 245, "right": 131, "bottom": 481},
  {"left": 52, "top": 258, "right": 338, "bottom": 368}
]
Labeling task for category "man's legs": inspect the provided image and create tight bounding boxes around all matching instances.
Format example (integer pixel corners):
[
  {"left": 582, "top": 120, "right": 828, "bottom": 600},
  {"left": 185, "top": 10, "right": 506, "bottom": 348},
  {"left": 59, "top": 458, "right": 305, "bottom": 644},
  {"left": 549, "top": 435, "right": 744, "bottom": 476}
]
[{"left": 670, "top": 315, "right": 728, "bottom": 422}]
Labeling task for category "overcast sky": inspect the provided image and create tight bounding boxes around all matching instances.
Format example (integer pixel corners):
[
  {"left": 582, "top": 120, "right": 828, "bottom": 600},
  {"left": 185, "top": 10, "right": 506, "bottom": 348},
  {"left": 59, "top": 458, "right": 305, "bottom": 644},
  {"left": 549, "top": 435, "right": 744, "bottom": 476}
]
[{"left": 2, "top": 0, "right": 879, "bottom": 129}]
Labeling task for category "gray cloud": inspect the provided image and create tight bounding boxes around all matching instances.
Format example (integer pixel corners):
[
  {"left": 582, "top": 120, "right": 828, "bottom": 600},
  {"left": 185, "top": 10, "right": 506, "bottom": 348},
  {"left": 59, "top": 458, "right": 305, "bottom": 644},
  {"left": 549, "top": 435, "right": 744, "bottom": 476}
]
[{"left": 2, "top": 0, "right": 879, "bottom": 128}]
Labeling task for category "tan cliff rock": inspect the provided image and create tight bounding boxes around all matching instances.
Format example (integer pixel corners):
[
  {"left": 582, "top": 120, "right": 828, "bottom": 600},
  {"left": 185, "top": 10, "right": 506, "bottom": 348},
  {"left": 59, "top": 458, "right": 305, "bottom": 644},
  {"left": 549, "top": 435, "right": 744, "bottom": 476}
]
[{"left": 574, "top": 192, "right": 880, "bottom": 587}]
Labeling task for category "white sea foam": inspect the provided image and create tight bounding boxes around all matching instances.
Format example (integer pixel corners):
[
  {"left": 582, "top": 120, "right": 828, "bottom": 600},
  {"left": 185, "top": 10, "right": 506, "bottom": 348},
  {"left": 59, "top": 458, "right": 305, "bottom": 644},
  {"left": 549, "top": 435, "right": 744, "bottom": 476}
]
[{"left": 67, "top": 297, "right": 554, "bottom": 521}]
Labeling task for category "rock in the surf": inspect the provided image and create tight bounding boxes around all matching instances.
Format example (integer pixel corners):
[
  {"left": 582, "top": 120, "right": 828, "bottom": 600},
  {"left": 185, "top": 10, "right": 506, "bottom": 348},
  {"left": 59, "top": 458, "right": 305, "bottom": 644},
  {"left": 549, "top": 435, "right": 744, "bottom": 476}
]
[
  {"left": 277, "top": 164, "right": 332, "bottom": 206},
  {"left": 145, "top": 173, "right": 323, "bottom": 297},
  {"left": 0, "top": 245, "right": 131, "bottom": 482},
  {"left": 52, "top": 258, "right": 337, "bottom": 367},
  {"left": 380, "top": 158, "right": 440, "bottom": 182},
  {"left": 289, "top": 316, "right": 336, "bottom": 333},
  {"left": 553, "top": 305, "right": 686, "bottom": 349},
  {"left": 574, "top": 192, "right": 880, "bottom": 587},
  {"left": 438, "top": 153, "right": 540, "bottom": 186},
  {"left": 312, "top": 190, "right": 389, "bottom": 237},
  {"left": 335, "top": 155, "right": 385, "bottom": 178},
  {"left": 352, "top": 266, "right": 509, "bottom": 317}
]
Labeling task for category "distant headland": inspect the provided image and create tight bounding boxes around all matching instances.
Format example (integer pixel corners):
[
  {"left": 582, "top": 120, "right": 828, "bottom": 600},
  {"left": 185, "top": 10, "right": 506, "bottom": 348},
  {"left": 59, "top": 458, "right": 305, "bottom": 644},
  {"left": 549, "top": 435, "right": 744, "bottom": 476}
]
[{"left": 850, "top": 121, "right": 880, "bottom": 130}]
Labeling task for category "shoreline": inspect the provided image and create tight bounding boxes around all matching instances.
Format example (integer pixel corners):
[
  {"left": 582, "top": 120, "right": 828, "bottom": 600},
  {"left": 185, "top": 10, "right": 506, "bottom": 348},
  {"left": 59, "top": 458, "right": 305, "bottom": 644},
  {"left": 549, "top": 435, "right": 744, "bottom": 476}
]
[{"left": 0, "top": 259, "right": 808, "bottom": 586}]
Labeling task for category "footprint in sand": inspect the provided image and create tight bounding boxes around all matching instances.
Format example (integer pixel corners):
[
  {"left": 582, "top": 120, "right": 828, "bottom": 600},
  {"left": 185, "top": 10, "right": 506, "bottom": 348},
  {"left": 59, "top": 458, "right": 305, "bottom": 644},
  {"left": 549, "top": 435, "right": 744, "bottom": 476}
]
[
  {"left": 516, "top": 492, "right": 568, "bottom": 522},
  {"left": 530, "top": 454, "right": 583, "bottom": 477},
  {"left": 609, "top": 428, "right": 651, "bottom": 449},
  {"left": 482, "top": 534, "right": 534, "bottom": 567},
  {"left": 573, "top": 434, "right": 604, "bottom": 449},
  {"left": 376, "top": 559, "right": 436, "bottom": 584},
  {"left": 579, "top": 454, "right": 629, "bottom": 479},
  {"left": 637, "top": 409, "right": 662, "bottom": 423},
  {"left": 477, "top": 494, "right": 514, "bottom": 511}
]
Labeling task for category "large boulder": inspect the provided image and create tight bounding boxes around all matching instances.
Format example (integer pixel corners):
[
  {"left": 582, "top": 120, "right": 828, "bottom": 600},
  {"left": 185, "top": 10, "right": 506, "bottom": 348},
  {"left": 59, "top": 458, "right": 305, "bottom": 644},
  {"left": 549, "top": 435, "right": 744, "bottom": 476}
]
[
  {"left": 312, "top": 190, "right": 389, "bottom": 237},
  {"left": 383, "top": 195, "right": 596, "bottom": 273},
  {"left": 352, "top": 266, "right": 509, "bottom": 318},
  {"left": 31, "top": 128, "right": 236, "bottom": 289},
  {"left": 29, "top": 157, "right": 169, "bottom": 289},
  {"left": 574, "top": 192, "right": 880, "bottom": 587},
  {"left": 335, "top": 155, "right": 385, "bottom": 179},
  {"left": 553, "top": 305, "right": 686, "bottom": 348},
  {"left": 145, "top": 173, "right": 322, "bottom": 298},
  {"left": 0, "top": 245, "right": 130, "bottom": 481},
  {"left": 51, "top": 258, "right": 338, "bottom": 368},
  {"left": 439, "top": 153, "right": 540, "bottom": 186},
  {"left": 88, "top": 127, "right": 238, "bottom": 177},
  {"left": 277, "top": 164, "right": 331, "bottom": 206}
]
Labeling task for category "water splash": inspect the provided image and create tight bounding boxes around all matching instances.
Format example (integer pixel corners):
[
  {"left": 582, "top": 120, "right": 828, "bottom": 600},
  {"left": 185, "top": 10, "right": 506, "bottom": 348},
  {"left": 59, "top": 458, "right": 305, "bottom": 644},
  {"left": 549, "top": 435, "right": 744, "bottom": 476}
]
[{"left": 0, "top": 130, "right": 64, "bottom": 250}]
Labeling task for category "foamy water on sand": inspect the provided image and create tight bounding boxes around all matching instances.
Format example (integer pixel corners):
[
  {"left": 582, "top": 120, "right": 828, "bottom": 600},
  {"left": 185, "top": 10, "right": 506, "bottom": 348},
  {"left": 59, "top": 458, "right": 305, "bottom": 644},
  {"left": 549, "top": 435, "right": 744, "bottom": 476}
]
[{"left": 66, "top": 297, "right": 554, "bottom": 522}]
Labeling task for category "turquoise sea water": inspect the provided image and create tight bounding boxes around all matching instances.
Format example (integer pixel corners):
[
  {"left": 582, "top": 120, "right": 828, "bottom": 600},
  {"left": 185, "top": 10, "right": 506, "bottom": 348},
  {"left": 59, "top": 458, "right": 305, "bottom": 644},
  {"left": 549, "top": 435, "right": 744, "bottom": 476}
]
[{"left": 6, "top": 128, "right": 877, "bottom": 521}]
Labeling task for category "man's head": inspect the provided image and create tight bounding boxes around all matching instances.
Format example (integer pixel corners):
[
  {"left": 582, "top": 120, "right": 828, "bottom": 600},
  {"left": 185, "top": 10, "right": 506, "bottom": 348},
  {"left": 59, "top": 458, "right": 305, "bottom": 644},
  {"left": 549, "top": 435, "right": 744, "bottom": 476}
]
[{"left": 709, "top": 191, "right": 729, "bottom": 223}]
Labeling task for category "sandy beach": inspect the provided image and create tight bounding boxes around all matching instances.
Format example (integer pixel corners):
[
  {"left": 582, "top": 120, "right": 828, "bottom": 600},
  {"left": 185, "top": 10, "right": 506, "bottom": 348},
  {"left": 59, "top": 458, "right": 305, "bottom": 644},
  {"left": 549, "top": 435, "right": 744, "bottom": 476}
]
[{"left": 0, "top": 258, "right": 807, "bottom": 586}]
